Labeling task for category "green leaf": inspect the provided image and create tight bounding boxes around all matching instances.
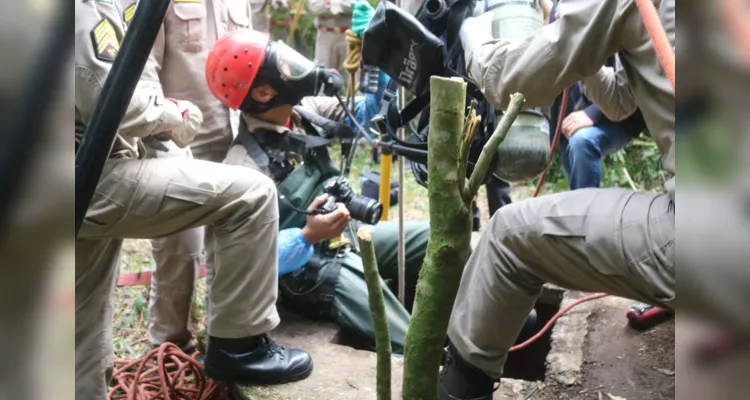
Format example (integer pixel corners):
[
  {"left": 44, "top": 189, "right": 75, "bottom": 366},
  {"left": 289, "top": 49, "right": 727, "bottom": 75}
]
[{"left": 604, "top": 393, "right": 627, "bottom": 400}]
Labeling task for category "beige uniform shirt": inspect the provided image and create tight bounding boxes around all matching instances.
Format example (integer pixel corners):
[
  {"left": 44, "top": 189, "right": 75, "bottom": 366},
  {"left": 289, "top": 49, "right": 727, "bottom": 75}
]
[
  {"left": 75, "top": 0, "right": 188, "bottom": 159},
  {"left": 466, "top": 0, "right": 675, "bottom": 198},
  {"left": 308, "top": 0, "right": 352, "bottom": 29},
  {"left": 123, "top": 0, "right": 253, "bottom": 159}
]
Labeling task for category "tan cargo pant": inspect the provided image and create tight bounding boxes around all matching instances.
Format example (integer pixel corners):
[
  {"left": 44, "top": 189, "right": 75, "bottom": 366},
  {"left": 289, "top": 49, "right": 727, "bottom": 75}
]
[
  {"left": 448, "top": 188, "right": 674, "bottom": 379},
  {"left": 146, "top": 142, "right": 228, "bottom": 346},
  {"left": 76, "top": 157, "right": 280, "bottom": 399},
  {"left": 314, "top": 29, "right": 348, "bottom": 71}
]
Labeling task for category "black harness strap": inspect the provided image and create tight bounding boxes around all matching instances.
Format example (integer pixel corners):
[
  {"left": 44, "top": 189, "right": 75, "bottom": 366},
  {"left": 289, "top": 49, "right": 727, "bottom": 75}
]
[{"left": 237, "top": 118, "right": 332, "bottom": 182}]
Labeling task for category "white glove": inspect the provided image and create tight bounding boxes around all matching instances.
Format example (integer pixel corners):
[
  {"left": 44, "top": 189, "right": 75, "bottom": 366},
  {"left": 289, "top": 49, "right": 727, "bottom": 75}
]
[
  {"left": 271, "top": 0, "right": 288, "bottom": 11},
  {"left": 163, "top": 98, "right": 203, "bottom": 148}
]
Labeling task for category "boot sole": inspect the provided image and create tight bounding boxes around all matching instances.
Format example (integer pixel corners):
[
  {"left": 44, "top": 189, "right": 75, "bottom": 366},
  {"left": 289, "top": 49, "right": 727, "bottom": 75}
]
[{"left": 205, "top": 362, "right": 314, "bottom": 386}]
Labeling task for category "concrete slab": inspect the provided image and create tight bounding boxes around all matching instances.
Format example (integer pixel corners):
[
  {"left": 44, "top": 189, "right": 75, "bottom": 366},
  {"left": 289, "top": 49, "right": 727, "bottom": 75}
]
[
  {"left": 546, "top": 290, "right": 596, "bottom": 386},
  {"left": 232, "top": 308, "right": 539, "bottom": 400}
]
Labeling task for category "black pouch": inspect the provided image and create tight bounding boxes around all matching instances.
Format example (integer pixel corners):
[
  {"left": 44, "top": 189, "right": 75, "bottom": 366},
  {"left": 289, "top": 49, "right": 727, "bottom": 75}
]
[
  {"left": 359, "top": 171, "right": 399, "bottom": 206},
  {"left": 362, "top": 2, "right": 444, "bottom": 96}
]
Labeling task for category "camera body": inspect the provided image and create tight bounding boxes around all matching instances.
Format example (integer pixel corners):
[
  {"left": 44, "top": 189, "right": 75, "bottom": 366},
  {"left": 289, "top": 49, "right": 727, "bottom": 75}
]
[{"left": 319, "top": 178, "right": 384, "bottom": 225}]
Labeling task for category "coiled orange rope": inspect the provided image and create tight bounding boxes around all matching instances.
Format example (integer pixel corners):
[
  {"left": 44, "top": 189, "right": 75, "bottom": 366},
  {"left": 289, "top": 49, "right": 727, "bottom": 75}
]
[{"left": 108, "top": 343, "right": 230, "bottom": 400}]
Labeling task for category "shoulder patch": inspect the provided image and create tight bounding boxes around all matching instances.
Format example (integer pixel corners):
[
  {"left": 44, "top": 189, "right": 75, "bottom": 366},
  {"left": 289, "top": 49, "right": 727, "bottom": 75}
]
[
  {"left": 123, "top": 3, "right": 136, "bottom": 25},
  {"left": 90, "top": 18, "right": 120, "bottom": 63}
]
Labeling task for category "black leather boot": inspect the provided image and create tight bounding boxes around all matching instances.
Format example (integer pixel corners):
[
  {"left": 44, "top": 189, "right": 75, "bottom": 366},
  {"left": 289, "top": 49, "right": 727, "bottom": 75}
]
[
  {"left": 439, "top": 344, "right": 496, "bottom": 400},
  {"left": 204, "top": 334, "right": 313, "bottom": 384}
]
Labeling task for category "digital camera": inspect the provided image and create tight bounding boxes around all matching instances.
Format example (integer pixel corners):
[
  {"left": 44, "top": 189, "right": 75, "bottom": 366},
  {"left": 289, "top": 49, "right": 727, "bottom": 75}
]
[{"left": 319, "top": 178, "right": 384, "bottom": 225}]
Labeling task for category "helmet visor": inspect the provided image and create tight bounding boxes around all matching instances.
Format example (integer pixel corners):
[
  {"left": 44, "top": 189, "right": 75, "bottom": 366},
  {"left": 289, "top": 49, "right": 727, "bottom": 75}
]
[{"left": 274, "top": 41, "right": 316, "bottom": 81}]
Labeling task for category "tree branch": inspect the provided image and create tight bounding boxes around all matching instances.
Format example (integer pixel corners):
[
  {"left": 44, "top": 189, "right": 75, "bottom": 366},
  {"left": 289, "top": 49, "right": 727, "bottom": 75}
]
[
  {"left": 357, "top": 226, "right": 392, "bottom": 400},
  {"left": 463, "top": 93, "right": 526, "bottom": 202}
]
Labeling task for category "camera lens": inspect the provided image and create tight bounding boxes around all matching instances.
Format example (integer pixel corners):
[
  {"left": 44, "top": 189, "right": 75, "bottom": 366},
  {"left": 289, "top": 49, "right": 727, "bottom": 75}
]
[{"left": 347, "top": 195, "right": 384, "bottom": 225}]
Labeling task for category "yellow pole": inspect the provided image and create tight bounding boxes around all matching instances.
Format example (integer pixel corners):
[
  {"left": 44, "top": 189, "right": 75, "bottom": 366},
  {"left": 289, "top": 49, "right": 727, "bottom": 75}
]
[{"left": 378, "top": 153, "right": 393, "bottom": 221}]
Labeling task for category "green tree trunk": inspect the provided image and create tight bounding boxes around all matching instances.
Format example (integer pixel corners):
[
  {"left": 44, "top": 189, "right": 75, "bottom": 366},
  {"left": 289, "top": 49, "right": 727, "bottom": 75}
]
[
  {"left": 402, "top": 77, "right": 472, "bottom": 399},
  {"left": 402, "top": 76, "right": 525, "bottom": 399}
]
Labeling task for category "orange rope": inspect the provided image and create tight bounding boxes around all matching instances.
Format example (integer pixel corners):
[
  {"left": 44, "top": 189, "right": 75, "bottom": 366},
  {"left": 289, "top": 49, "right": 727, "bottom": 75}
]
[
  {"left": 108, "top": 343, "right": 230, "bottom": 400},
  {"left": 634, "top": 0, "right": 675, "bottom": 91},
  {"left": 716, "top": 0, "right": 750, "bottom": 68}
]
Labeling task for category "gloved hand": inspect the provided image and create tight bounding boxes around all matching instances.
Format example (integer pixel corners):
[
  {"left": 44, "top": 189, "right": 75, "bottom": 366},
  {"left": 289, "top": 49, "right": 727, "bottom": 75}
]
[
  {"left": 163, "top": 98, "right": 203, "bottom": 148},
  {"left": 270, "top": 0, "right": 288, "bottom": 11},
  {"left": 351, "top": 0, "right": 375, "bottom": 38},
  {"left": 319, "top": 68, "right": 344, "bottom": 96}
]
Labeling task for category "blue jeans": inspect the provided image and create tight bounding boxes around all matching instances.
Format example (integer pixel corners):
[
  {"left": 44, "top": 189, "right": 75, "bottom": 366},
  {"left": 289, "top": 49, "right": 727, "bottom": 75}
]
[{"left": 558, "top": 122, "right": 633, "bottom": 190}]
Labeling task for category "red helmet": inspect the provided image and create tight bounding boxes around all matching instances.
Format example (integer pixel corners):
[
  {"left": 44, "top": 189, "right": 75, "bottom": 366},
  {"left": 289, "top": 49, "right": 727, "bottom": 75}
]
[{"left": 205, "top": 29, "right": 269, "bottom": 110}]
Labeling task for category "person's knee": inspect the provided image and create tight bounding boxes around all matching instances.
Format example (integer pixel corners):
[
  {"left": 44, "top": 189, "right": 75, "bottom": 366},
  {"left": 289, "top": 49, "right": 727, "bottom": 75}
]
[
  {"left": 486, "top": 201, "right": 527, "bottom": 235},
  {"left": 232, "top": 170, "right": 278, "bottom": 224},
  {"left": 567, "top": 127, "right": 600, "bottom": 157}
]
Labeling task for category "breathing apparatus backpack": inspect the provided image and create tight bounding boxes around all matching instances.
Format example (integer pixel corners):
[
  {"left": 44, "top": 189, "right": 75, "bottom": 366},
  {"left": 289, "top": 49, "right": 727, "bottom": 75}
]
[{"left": 361, "top": 0, "right": 551, "bottom": 186}]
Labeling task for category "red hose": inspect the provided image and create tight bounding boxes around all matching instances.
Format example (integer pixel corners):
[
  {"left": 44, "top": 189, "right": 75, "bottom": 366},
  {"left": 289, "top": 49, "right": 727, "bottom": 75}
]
[
  {"left": 532, "top": 87, "right": 569, "bottom": 197},
  {"left": 510, "top": 293, "right": 608, "bottom": 352}
]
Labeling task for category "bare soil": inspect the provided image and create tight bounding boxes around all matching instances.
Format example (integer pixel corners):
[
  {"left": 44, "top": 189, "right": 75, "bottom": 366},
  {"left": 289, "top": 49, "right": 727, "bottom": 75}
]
[{"left": 532, "top": 296, "right": 675, "bottom": 400}]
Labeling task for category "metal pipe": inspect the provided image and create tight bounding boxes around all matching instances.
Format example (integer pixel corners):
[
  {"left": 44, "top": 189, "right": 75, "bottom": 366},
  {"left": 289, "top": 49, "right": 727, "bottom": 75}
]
[
  {"left": 397, "top": 0, "right": 407, "bottom": 306},
  {"left": 0, "top": 3, "right": 74, "bottom": 238},
  {"left": 74, "top": 0, "right": 173, "bottom": 237}
]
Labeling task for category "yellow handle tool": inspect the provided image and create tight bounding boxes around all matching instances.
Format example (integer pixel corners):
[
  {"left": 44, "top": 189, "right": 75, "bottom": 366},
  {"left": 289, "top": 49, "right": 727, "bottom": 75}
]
[{"left": 378, "top": 153, "right": 393, "bottom": 221}]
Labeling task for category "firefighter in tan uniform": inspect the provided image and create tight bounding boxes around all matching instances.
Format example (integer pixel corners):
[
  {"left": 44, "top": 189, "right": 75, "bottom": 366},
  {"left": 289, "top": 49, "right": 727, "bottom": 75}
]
[
  {"left": 439, "top": 0, "right": 676, "bottom": 398},
  {"left": 308, "top": 0, "right": 352, "bottom": 71},
  {"left": 120, "top": 0, "right": 256, "bottom": 353},
  {"left": 75, "top": 1, "right": 312, "bottom": 398}
]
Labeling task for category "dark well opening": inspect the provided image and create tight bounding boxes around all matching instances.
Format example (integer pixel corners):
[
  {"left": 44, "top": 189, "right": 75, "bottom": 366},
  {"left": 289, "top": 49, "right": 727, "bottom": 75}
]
[
  {"left": 333, "top": 287, "right": 563, "bottom": 383},
  {"left": 502, "top": 296, "right": 561, "bottom": 382}
]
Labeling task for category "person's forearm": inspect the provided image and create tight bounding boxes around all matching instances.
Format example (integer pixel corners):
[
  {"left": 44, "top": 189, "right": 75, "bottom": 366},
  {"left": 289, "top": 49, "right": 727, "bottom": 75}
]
[
  {"left": 582, "top": 60, "right": 638, "bottom": 122},
  {"left": 278, "top": 228, "right": 315, "bottom": 276},
  {"left": 352, "top": 72, "right": 390, "bottom": 131},
  {"left": 465, "top": 0, "right": 639, "bottom": 110},
  {"left": 582, "top": 103, "right": 608, "bottom": 125}
]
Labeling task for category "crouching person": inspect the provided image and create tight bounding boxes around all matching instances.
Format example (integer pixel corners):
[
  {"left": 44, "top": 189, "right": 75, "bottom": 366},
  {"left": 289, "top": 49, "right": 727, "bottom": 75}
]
[
  {"left": 204, "top": 29, "right": 429, "bottom": 354},
  {"left": 75, "top": 2, "right": 311, "bottom": 397}
]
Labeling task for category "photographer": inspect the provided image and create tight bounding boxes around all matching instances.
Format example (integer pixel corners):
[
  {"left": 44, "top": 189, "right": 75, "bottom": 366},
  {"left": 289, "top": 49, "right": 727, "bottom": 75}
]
[{"left": 205, "top": 29, "right": 430, "bottom": 354}]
